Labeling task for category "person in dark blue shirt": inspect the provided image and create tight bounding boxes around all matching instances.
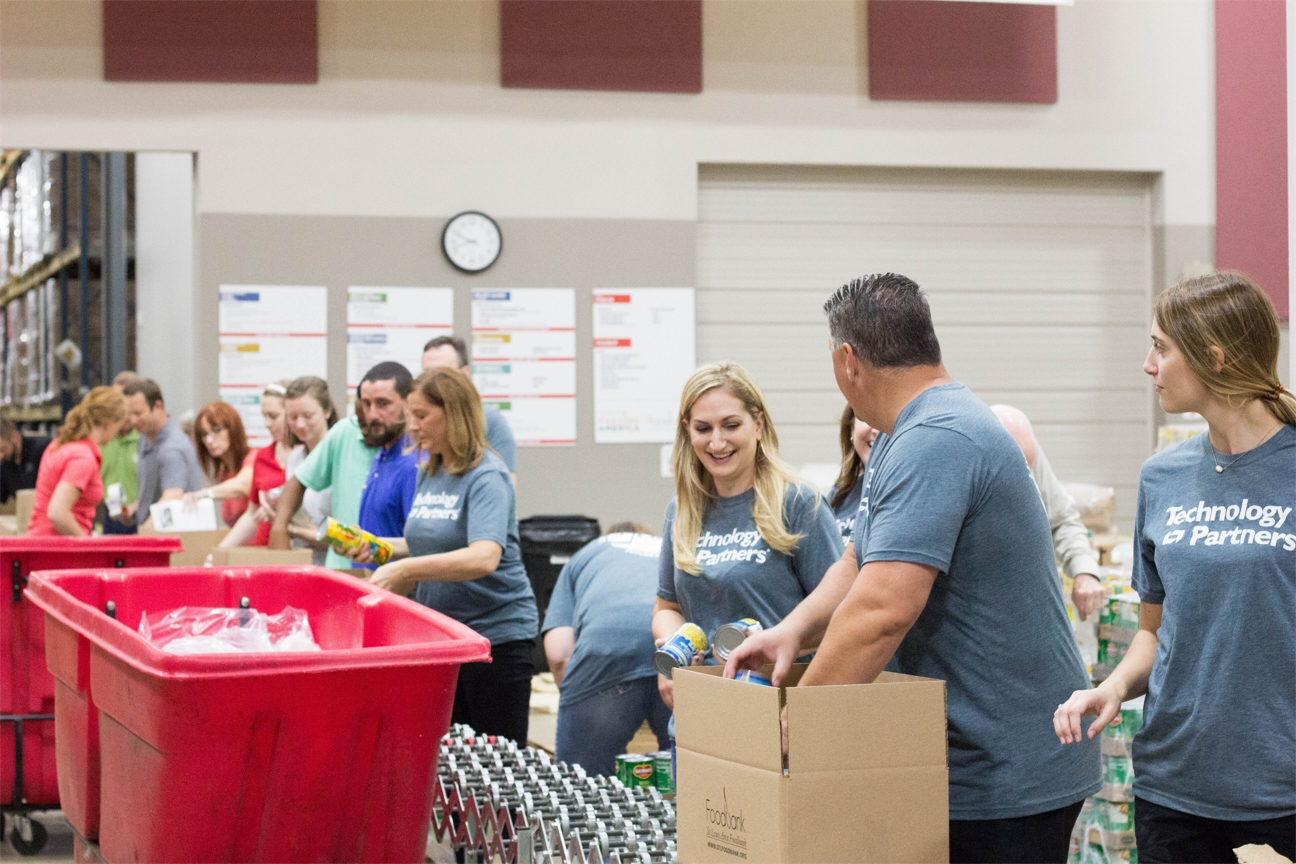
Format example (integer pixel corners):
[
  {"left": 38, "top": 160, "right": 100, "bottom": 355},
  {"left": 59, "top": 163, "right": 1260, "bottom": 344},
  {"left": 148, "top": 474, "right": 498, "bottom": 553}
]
[{"left": 355, "top": 362, "right": 419, "bottom": 565}]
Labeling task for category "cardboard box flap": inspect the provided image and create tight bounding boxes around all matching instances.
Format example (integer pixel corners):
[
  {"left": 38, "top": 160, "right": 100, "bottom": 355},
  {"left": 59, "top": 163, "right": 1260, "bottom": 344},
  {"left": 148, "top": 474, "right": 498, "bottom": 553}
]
[
  {"left": 786, "top": 673, "right": 946, "bottom": 775},
  {"left": 674, "top": 666, "right": 784, "bottom": 773}
]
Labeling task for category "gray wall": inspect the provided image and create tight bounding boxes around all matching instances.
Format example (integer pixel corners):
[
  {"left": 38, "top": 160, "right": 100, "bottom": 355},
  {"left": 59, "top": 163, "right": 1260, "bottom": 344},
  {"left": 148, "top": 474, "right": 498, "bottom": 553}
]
[{"left": 198, "top": 214, "right": 694, "bottom": 529}]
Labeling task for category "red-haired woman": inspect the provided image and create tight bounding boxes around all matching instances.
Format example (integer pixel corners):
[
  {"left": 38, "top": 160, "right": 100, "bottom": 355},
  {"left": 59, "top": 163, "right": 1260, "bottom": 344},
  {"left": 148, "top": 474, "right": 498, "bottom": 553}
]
[{"left": 187, "top": 401, "right": 253, "bottom": 527}]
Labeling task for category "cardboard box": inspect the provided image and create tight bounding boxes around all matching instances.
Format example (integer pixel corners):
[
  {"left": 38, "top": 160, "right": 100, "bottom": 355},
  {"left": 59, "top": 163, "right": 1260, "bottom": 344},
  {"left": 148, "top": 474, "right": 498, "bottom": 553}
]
[
  {"left": 0, "top": 515, "right": 16, "bottom": 536},
  {"left": 139, "top": 522, "right": 230, "bottom": 566},
  {"left": 674, "top": 665, "right": 949, "bottom": 863},
  {"left": 208, "top": 547, "right": 313, "bottom": 566},
  {"left": 15, "top": 489, "right": 34, "bottom": 534}
]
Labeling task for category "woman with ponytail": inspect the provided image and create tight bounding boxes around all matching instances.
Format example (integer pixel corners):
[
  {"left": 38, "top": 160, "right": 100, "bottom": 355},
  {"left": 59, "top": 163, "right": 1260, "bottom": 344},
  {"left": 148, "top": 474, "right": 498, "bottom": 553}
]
[
  {"left": 28, "top": 386, "right": 127, "bottom": 536},
  {"left": 652, "top": 362, "right": 843, "bottom": 709},
  {"left": 1055, "top": 273, "right": 1295, "bottom": 862}
]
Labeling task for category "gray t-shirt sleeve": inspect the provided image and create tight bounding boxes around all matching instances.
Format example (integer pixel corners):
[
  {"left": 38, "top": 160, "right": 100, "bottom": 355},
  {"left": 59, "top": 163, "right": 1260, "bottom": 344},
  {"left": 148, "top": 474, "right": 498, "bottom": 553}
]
[
  {"left": 464, "top": 469, "right": 512, "bottom": 548},
  {"left": 1131, "top": 477, "right": 1165, "bottom": 604},
  {"left": 788, "top": 486, "right": 845, "bottom": 594},
  {"left": 542, "top": 557, "right": 578, "bottom": 634},
  {"left": 485, "top": 410, "right": 517, "bottom": 473},
  {"left": 657, "top": 503, "right": 678, "bottom": 603},
  {"left": 863, "top": 426, "right": 979, "bottom": 573}
]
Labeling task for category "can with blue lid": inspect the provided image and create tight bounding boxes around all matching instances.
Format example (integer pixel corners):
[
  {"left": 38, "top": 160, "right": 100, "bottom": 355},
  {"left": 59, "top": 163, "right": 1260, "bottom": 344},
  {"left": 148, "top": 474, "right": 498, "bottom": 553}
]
[{"left": 733, "top": 670, "right": 773, "bottom": 686}]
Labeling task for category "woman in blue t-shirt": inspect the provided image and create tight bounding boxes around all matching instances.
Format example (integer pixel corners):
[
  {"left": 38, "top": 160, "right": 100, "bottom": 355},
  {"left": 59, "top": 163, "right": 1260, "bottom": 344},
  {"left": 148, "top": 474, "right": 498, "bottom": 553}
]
[
  {"left": 349, "top": 368, "right": 539, "bottom": 744},
  {"left": 653, "top": 361, "right": 843, "bottom": 709},
  {"left": 1054, "top": 272, "right": 1295, "bottom": 863},
  {"left": 827, "top": 405, "right": 878, "bottom": 542}
]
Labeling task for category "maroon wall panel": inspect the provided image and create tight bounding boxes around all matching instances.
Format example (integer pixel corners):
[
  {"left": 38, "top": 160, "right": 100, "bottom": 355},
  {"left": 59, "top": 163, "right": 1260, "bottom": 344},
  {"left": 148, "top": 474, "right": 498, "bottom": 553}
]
[
  {"left": 103, "top": 0, "right": 318, "bottom": 84},
  {"left": 501, "top": 0, "right": 702, "bottom": 93},
  {"left": 1216, "top": 0, "right": 1288, "bottom": 318},
  {"left": 868, "top": 1, "right": 1056, "bottom": 104}
]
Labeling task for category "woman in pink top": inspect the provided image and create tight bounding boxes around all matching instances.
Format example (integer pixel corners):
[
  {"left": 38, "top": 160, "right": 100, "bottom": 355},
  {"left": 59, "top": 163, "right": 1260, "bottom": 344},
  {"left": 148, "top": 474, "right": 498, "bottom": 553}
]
[{"left": 28, "top": 386, "right": 128, "bottom": 536}]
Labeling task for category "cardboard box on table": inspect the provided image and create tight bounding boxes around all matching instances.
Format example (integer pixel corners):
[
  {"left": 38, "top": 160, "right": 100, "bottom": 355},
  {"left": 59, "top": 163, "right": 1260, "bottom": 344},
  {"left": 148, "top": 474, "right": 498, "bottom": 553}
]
[
  {"left": 15, "top": 489, "right": 34, "bottom": 533},
  {"left": 674, "top": 665, "right": 949, "bottom": 864},
  {"left": 138, "top": 521, "right": 230, "bottom": 566}
]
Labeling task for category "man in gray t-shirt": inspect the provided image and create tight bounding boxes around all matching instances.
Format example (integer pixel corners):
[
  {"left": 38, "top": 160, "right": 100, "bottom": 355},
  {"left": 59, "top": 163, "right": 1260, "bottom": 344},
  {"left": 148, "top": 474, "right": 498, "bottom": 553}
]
[
  {"left": 727, "top": 274, "right": 1099, "bottom": 863},
  {"left": 124, "top": 379, "right": 205, "bottom": 527}
]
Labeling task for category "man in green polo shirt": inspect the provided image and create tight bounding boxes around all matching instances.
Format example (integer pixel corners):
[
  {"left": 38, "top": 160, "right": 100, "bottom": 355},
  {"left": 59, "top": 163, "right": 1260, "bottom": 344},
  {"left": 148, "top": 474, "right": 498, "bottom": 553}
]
[{"left": 101, "top": 371, "right": 142, "bottom": 534}]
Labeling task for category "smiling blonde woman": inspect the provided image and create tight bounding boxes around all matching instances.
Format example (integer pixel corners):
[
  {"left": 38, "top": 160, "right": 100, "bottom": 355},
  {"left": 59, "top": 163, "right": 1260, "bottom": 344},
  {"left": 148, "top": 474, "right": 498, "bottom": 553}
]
[{"left": 651, "top": 361, "right": 843, "bottom": 709}]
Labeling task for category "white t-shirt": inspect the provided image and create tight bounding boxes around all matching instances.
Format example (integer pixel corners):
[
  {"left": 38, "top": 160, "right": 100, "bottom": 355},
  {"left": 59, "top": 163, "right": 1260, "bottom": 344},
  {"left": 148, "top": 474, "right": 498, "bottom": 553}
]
[{"left": 287, "top": 444, "right": 333, "bottom": 566}]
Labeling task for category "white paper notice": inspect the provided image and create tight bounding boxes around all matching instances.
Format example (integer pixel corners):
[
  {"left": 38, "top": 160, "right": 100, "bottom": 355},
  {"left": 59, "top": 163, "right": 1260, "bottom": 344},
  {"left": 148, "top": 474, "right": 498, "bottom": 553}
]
[
  {"left": 593, "top": 288, "right": 695, "bottom": 443},
  {"left": 347, "top": 287, "right": 453, "bottom": 395},
  {"left": 471, "top": 289, "right": 576, "bottom": 446},
  {"left": 219, "top": 285, "right": 327, "bottom": 447}
]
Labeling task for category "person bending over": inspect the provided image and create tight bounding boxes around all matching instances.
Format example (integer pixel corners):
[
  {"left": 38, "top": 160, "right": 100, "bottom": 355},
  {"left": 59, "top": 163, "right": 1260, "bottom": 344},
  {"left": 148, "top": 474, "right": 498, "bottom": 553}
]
[
  {"left": 345, "top": 368, "right": 538, "bottom": 744},
  {"left": 1055, "top": 273, "right": 1294, "bottom": 863},
  {"left": 727, "top": 273, "right": 1099, "bottom": 864},
  {"left": 543, "top": 523, "right": 672, "bottom": 775},
  {"left": 28, "top": 387, "right": 127, "bottom": 536}
]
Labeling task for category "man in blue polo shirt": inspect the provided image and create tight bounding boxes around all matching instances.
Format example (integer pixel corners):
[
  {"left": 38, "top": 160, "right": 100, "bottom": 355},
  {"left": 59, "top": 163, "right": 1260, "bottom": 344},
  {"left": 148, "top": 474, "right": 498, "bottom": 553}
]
[{"left": 355, "top": 362, "right": 419, "bottom": 564}]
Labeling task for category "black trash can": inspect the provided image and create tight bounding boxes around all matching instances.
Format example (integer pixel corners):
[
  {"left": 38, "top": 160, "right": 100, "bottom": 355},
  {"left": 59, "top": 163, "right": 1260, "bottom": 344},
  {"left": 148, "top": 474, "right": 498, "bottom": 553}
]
[{"left": 519, "top": 515, "right": 601, "bottom": 672}]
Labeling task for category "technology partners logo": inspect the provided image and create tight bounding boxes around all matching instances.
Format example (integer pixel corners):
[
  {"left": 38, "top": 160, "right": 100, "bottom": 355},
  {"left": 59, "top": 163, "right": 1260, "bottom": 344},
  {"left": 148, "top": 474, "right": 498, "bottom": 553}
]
[
  {"left": 705, "top": 788, "right": 747, "bottom": 859},
  {"left": 696, "top": 530, "right": 769, "bottom": 567},
  {"left": 1161, "top": 499, "right": 1295, "bottom": 550}
]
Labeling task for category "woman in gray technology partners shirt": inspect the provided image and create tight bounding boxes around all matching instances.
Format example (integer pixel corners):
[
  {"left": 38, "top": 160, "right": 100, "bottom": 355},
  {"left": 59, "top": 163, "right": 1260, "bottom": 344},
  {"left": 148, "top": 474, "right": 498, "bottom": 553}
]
[
  {"left": 653, "top": 361, "right": 844, "bottom": 710},
  {"left": 1056, "top": 273, "right": 1296, "bottom": 863},
  {"left": 828, "top": 404, "right": 878, "bottom": 542},
  {"left": 350, "top": 367, "right": 538, "bottom": 745}
]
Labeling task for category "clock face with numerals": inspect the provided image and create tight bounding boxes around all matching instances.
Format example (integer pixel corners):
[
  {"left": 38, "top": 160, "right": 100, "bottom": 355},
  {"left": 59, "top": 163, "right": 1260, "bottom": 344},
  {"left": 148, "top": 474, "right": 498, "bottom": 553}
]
[{"left": 441, "top": 211, "right": 502, "bottom": 273}]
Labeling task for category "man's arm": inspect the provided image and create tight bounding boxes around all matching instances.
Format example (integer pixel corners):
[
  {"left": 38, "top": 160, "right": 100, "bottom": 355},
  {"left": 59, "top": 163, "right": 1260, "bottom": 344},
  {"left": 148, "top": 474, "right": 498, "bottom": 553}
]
[
  {"left": 724, "top": 543, "right": 860, "bottom": 685},
  {"left": 268, "top": 477, "right": 306, "bottom": 549},
  {"left": 543, "top": 627, "right": 576, "bottom": 685},
  {"left": 798, "top": 559, "right": 937, "bottom": 687}
]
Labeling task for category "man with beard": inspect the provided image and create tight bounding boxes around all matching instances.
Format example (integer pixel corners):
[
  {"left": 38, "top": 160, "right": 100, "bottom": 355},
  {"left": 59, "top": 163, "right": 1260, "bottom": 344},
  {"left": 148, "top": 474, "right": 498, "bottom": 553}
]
[
  {"left": 354, "top": 362, "right": 419, "bottom": 569},
  {"left": 269, "top": 362, "right": 414, "bottom": 570}
]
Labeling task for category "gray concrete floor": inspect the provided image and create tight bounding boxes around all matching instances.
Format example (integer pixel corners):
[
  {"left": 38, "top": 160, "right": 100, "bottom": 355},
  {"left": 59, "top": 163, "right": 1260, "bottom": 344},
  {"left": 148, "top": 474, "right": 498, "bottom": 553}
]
[{"left": 0, "top": 811, "right": 77, "bottom": 863}]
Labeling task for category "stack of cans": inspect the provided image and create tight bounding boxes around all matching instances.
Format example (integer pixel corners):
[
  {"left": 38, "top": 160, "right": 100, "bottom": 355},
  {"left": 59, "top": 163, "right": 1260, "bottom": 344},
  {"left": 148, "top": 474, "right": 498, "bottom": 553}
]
[
  {"left": 1093, "top": 594, "right": 1140, "bottom": 683},
  {"left": 431, "top": 725, "right": 677, "bottom": 864},
  {"left": 1066, "top": 703, "right": 1144, "bottom": 864},
  {"left": 616, "top": 752, "right": 674, "bottom": 795}
]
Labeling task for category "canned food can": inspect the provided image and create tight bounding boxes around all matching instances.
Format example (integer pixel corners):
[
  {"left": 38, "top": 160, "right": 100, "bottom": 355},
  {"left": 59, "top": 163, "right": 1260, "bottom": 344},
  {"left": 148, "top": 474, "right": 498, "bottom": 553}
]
[
  {"left": 734, "top": 670, "right": 773, "bottom": 686},
  {"left": 317, "top": 517, "right": 395, "bottom": 565},
  {"left": 653, "top": 623, "right": 708, "bottom": 677},
  {"left": 712, "top": 618, "right": 762, "bottom": 661},
  {"left": 651, "top": 751, "right": 674, "bottom": 795},
  {"left": 617, "top": 754, "right": 654, "bottom": 788}
]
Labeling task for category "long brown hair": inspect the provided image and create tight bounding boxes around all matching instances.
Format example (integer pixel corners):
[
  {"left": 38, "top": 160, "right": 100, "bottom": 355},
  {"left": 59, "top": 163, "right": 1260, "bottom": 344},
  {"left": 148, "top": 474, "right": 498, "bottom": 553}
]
[
  {"left": 1155, "top": 272, "right": 1296, "bottom": 426},
  {"left": 57, "top": 387, "right": 126, "bottom": 446},
  {"left": 830, "top": 404, "right": 864, "bottom": 510},
  {"left": 670, "top": 362, "right": 806, "bottom": 576},
  {"left": 193, "top": 401, "right": 249, "bottom": 479},
  {"left": 413, "top": 367, "right": 487, "bottom": 476}
]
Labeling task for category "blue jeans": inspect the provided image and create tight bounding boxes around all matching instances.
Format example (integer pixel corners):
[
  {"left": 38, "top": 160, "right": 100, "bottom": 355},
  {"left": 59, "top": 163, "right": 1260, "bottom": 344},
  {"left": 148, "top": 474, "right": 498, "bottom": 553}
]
[{"left": 554, "top": 676, "right": 672, "bottom": 777}]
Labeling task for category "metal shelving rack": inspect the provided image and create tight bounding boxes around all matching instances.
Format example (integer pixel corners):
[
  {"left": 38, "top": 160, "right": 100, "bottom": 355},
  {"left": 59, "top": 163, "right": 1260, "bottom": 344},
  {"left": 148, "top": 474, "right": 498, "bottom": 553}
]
[{"left": 0, "top": 150, "right": 133, "bottom": 425}]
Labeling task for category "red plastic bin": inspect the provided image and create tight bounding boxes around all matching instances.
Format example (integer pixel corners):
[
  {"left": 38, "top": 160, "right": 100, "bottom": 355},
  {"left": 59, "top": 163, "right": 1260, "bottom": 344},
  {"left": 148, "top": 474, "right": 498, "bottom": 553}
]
[
  {"left": 1, "top": 536, "right": 181, "bottom": 814},
  {"left": 25, "top": 565, "right": 491, "bottom": 863}
]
